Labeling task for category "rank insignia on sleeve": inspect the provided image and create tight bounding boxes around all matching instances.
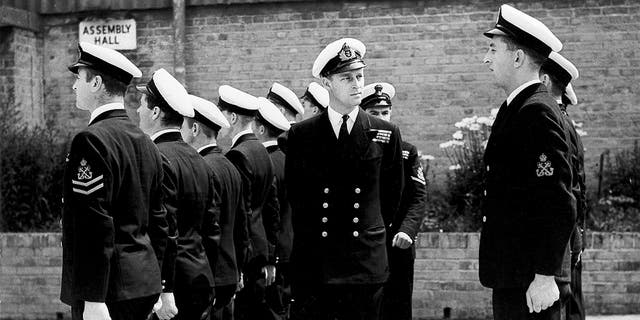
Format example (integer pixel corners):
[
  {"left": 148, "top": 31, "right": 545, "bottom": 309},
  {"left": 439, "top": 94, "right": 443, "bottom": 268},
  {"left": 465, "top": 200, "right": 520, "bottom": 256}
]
[
  {"left": 536, "top": 153, "right": 554, "bottom": 177},
  {"left": 72, "top": 158, "right": 104, "bottom": 195},
  {"left": 402, "top": 150, "right": 409, "bottom": 159},
  {"left": 411, "top": 165, "right": 426, "bottom": 185},
  {"left": 369, "top": 129, "right": 391, "bottom": 144}
]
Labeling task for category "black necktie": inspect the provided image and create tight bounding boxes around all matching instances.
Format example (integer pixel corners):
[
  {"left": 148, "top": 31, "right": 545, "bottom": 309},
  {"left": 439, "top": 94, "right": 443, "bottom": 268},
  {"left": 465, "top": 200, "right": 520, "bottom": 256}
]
[{"left": 338, "top": 114, "right": 349, "bottom": 142}]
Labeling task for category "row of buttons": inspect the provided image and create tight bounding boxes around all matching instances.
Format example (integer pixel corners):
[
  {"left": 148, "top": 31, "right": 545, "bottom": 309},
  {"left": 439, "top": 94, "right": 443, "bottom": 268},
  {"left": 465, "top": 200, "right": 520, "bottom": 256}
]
[
  {"left": 321, "top": 231, "right": 360, "bottom": 238},
  {"left": 321, "top": 217, "right": 360, "bottom": 223},
  {"left": 323, "top": 187, "right": 361, "bottom": 194},
  {"left": 322, "top": 202, "right": 360, "bottom": 209}
]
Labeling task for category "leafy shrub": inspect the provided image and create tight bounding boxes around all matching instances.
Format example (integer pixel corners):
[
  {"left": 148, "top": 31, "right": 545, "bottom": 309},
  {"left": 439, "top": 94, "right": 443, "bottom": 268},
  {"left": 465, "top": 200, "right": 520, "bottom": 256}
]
[
  {"left": 0, "top": 99, "right": 69, "bottom": 232},
  {"left": 589, "top": 141, "right": 640, "bottom": 232}
]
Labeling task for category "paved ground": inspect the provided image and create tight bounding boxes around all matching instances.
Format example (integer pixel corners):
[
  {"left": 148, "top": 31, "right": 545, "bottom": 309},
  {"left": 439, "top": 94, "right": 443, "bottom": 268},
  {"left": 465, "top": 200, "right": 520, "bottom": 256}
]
[{"left": 587, "top": 316, "right": 640, "bottom": 320}]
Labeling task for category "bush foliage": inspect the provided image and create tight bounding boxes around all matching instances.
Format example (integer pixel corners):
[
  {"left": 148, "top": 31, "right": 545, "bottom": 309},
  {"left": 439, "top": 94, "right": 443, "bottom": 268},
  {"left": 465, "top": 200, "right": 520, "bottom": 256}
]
[{"left": 0, "top": 99, "right": 69, "bottom": 232}]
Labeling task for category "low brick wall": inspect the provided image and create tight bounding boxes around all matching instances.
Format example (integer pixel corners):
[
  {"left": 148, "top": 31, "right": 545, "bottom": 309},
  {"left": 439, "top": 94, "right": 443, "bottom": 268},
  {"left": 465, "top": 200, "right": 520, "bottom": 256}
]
[{"left": 1, "top": 232, "right": 639, "bottom": 319}]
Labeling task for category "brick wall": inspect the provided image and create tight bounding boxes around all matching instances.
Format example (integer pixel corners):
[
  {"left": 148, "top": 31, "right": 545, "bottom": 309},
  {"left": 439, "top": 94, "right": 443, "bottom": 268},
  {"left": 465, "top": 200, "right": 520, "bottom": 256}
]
[
  {"left": 38, "top": 0, "right": 640, "bottom": 188},
  {"left": 0, "top": 27, "right": 44, "bottom": 127},
  {"left": 1, "top": 232, "right": 639, "bottom": 319}
]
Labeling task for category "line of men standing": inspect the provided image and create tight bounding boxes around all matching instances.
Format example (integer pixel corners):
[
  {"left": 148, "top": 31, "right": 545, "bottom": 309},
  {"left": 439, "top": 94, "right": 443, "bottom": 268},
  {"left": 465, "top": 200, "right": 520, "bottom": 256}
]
[
  {"left": 60, "top": 35, "right": 427, "bottom": 320},
  {"left": 59, "top": 3, "right": 586, "bottom": 320}
]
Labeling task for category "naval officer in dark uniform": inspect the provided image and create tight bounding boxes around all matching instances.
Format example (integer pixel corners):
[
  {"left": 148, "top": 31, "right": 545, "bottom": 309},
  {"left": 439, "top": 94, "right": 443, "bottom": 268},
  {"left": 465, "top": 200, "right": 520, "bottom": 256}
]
[
  {"left": 137, "top": 69, "right": 220, "bottom": 320},
  {"left": 182, "top": 94, "right": 249, "bottom": 320},
  {"left": 360, "top": 82, "right": 427, "bottom": 320},
  {"left": 286, "top": 38, "right": 404, "bottom": 320},
  {"left": 254, "top": 97, "right": 293, "bottom": 319},
  {"left": 300, "top": 82, "right": 330, "bottom": 120},
  {"left": 480, "top": 5, "right": 576, "bottom": 319},
  {"left": 218, "top": 85, "right": 280, "bottom": 320},
  {"left": 539, "top": 53, "right": 586, "bottom": 320},
  {"left": 61, "top": 42, "right": 169, "bottom": 320}
]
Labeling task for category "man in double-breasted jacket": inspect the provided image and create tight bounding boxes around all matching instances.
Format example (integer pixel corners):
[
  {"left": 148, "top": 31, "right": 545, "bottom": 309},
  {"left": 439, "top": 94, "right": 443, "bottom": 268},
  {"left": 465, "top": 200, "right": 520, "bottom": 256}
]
[{"left": 286, "top": 38, "right": 404, "bottom": 320}]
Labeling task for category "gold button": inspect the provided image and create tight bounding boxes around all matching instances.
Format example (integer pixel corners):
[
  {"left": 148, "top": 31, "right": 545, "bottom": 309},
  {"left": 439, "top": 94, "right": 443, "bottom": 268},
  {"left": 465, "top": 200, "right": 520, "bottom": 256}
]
[
  {"left": 483, "top": 190, "right": 487, "bottom": 196},
  {"left": 482, "top": 216, "right": 487, "bottom": 223},
  {"left": 353, "top": 217, "right": 359, "bottom": 223},
  {"left": 486, "top": 165, "right": 490, "bottom": 172},
  {"left": 324, "top": 188, "right": 330, "bottom": 194},
  {"left": 353, "top": 231, "right": 359, "bottom": 237},
  {"left": 322, "top": 217, "right": 328, "bottom": 223},
  {"left": 353, "top": 203, "right": 360, "bottom": 209},
  {"left": 322, "top": 202, "right": 328, "bottom": 209},
  {"left": 162, "top": 280, "right": 166, "bottom": 284},
  {"left": 354, "top": 188, "right": 361, "bottom": 194},
  {"left": 321, "top": 231, "right": 328, "bottom": 237}
]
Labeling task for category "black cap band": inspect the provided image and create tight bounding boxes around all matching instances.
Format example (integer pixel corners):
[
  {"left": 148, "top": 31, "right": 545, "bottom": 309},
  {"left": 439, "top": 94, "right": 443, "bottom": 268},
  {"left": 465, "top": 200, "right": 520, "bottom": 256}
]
[
  {"left": 321, "top": 43, "right": 366, "bottom": 77},
  {"left": 193, "top": 109, "right": 222, "bottom": 132},
  {"left": 68, "top": 47, "right": 133, "bottom": 84},
  {"left": 302, "top": 90, "right": 325, "bottom": 109},
  {"left": 217, "top": 98, "right": 257, "bottom": 117},
  {"left": 541, "top": 59, "right": 572, "bottom": 88},
  {"left": 267, "top": 91, "right": 299, "bottom": 115}
]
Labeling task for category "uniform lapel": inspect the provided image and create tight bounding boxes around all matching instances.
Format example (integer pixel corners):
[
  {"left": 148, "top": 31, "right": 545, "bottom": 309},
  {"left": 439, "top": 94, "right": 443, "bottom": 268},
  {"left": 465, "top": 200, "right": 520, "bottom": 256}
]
[{"left": 350, "top": 109, "right": 372, "bottom": 158}]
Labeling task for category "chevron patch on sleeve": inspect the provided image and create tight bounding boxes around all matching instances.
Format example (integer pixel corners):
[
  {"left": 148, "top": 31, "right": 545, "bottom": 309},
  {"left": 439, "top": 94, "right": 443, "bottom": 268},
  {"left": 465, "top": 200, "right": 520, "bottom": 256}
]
[
  {"left": 71, "top": 158, "right": 104, "bottom": 195},
  {"left": 411, "top": 165, "right": 426, "bottom": 185}
]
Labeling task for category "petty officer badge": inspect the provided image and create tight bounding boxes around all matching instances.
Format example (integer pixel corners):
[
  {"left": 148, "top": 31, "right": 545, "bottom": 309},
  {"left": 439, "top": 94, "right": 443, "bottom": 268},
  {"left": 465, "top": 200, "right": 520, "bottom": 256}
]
[
  {"left": 536, "top": 153, "right": 554, "bottom": 177},
  {"left": 72, "top": 158, "right": 104, "bottom": 195}
]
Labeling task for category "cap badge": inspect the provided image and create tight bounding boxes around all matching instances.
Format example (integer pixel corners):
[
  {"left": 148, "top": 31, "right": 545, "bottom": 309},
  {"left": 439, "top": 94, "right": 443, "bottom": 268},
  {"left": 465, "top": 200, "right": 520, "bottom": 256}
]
[
  {"left": 374, "top": 84, "right": 383, "bottom": 96},
  {"left": 339, "top": 43, "right": 355, "bottom": 61}
]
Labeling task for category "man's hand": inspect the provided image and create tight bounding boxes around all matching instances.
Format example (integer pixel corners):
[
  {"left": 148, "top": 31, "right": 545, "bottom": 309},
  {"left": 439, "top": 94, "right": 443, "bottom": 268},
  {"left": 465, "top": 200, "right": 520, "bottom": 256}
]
[
  {"left": 392, "top": 232, "right": 413, "bottom": 249},
  {"left": 263, "top": 264, "right": 276, "bottom": 286},
  {"left": 526, "top": 274, "right": 559, "bottom": 313},
  {"left": 156, "top": 292, "right": 178, "bottom": 320},
  {"left": 152, "top": 297, "right": 162, "bottom": 313},
  {"left": 236, "top": 272, "right": 244, "bottom": 292},
  {"left": 83, "top": 301, "right": 111, "bottom": 320}
]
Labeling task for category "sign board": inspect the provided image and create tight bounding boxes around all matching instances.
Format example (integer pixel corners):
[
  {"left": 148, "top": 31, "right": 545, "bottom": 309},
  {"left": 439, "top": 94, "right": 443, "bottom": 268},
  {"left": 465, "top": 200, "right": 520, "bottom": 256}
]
[{"left": 79, "top": 19, "right": 136, "bottom": 50}]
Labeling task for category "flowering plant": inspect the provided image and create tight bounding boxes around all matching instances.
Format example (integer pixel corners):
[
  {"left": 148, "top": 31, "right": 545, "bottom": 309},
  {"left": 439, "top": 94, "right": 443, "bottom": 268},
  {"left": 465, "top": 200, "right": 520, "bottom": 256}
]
[{"left": 435, "top": 110, "right": 497, "bottom": 231}]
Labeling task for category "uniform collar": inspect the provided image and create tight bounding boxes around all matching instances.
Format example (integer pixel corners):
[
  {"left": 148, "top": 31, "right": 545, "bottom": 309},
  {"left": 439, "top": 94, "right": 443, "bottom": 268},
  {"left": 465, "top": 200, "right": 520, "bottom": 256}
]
[
  {"left": 197, "top": 143, "right": 217, "bottom": 153},
  {"left": 506, "top": 79, "right": 540, "bottom": 106},
  {"left": 90, "top": 102, "right": 124, "bottom": 124},
  {"left": 232, "top": 128, "right": 253, "bottom": 147},
  {"left": 327, "top": 105, "right": 359, "bottom": 138},
  {"left": 262, "top": 140, "right": 278, "bottom": 148},
  {"left": 150, "top": 128, "right": 181, "bottom": 142}
]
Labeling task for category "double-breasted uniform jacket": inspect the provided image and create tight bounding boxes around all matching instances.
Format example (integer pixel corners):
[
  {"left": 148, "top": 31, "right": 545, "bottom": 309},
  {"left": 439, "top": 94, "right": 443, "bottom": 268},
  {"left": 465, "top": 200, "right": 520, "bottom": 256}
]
[
  {"left": 154, "top": 131, "right": 220, "bottom": 292},
  {"left": 266, "top": 143, "right": 293, "bottom": 264},
  {"left": 226, "top": 133, "right": 280, "bottom": 268},
  {"left": 61, "top": 109, "right": 168, "bottom": 304},
  {"left": 200, "top": 145, "right": 249, "bottom": 287},
  {"left": 559, "top": 104, "right": 587, "bottom": 258},
  {"left": 392, "top": 141, "right": 427, "bottom": 244},
  {"left": 479, "top": 83, "right": 576, "bottom": 289},
  {"left": 285, "top": 108, "right": 404, "bottom": 285}
]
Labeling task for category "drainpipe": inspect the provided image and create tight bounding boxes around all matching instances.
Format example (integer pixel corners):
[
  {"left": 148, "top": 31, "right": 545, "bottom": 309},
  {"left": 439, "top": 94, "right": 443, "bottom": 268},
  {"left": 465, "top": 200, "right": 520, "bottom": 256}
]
[{"left": 172, "top": 0, "right": 186, "bottom": 85}]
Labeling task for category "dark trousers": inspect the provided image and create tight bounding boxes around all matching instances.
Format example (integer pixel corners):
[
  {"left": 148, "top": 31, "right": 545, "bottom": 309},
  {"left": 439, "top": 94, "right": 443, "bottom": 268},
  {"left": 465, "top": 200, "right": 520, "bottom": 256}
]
[
  {"left": 212, "top": 284, "right": 237, "bottom": 320},
  {"left": 265, "top": 262, "right": 292, "bottom": 320},
  {"left": 234, "top": 261, "right": 271, "bottom": 320},
  {"left": 170, "top": 284, "right": 214, "bottom": 320},
  {"left": 492, "top": 283, "right": 571, "bottom": 320},
  {"left": 71, "top": 294, "right": 159, "bottom": 320},
  {"left": 290, "top": 283, "right": 384, "bottom": 320},
  {"left": 382, "top": 245, "right": 415, "bottom": 320},
  {"left": 566, "top": 257, "right": 585, "bottom": 320}
]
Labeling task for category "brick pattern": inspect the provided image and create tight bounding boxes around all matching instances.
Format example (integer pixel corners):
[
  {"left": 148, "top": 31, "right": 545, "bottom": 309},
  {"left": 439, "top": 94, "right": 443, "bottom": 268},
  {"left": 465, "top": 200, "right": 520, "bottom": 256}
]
[
  {"left": 1, "top": 232, "right": 639, "bottom": 319},
  {"left": 38, "top": 0, "right": 640, "bottom": 187},
  {"left": 0, "top": 27, "right": 43, "bottom": 127}
]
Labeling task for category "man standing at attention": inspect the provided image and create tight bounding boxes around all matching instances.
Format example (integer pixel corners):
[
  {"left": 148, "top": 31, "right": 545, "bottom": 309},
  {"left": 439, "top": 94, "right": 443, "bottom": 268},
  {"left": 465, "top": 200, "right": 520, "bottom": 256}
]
[
  {"left": 360, "top": 82, "right": 427, "bottom": 320},
  {"left": 61, "top": 42, "right": 168, "bottom": 320},
  {"left": 538, "top": 52, "right": 586, "bottom": 320},
  {"left": 218, "top": 85, "right": 280, "bottom": 320},
  {"left": 137, "top": 69, "right": 220, "bottom": 320},
  {"left": 480, "top": 5, "right": 576, "bottom": 320},
  {"left": 286, "top": 38, "right": 404, "bottom": 320},
  {"left": 181, "top": 94, "right": 249, "bottom": 320}
]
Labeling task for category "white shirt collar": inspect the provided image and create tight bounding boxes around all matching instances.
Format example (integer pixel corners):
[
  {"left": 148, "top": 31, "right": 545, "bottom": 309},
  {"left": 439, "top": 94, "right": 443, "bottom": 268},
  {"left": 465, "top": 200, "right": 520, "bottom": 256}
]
[
  {"left": 150, "top": 128, "right": 181, "bottom": 142},
  {"left": 197, "top": 143, "right": 217, "bottom": 153},
  {"left": 262, "top": 140, "right": 278, "bottom": 148},
  {"left": 232, "top": 128, "right": 253, "bottom": 147},
  {"left": 327, "top": 106, "right": 359, "bottom": 138},
  {"left": 89, "top": 102, "right": 124, "bottom": 124},
  {"left": 506, "top": 79, "right": 541, "bottom": 106}
]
